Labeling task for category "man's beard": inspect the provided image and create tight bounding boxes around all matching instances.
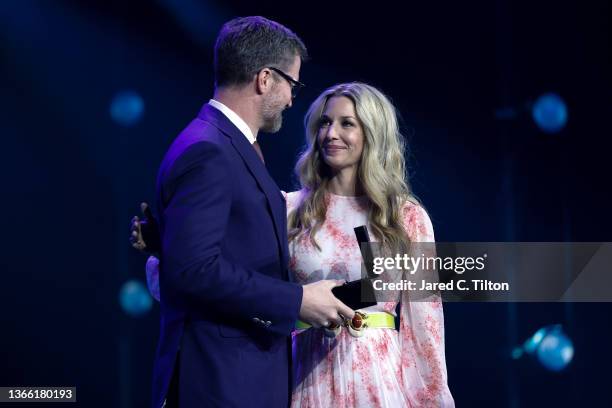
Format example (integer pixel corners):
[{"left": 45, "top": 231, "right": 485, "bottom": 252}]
[{"left": 261, "top": 92, "right": 284, "bottom": 133}]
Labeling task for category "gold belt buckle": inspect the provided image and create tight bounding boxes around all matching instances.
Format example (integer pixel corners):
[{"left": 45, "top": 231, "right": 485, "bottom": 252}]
[
  {"left": 323, "top": 321, "right": 342, "bottom": 338},
  {"left": 347, "top": 311, "right": 367, "bottom": 338},
  {"left": 322, "top": 312, "right": 369, "bottom": 338}
]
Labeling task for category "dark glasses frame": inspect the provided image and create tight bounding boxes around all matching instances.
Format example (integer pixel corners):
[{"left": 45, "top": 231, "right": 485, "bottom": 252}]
[{"left": 267, "top": 67, "right": 305, "bottom": 98}]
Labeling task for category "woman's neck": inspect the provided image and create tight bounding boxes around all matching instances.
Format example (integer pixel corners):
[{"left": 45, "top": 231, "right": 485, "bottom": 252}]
[{"left": 326, "top": 167, "right": 363, "bottom": 197}]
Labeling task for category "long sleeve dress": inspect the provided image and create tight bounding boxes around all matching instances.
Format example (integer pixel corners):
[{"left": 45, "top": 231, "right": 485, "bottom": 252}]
[{"left": 286, "top": 191, "right": 454, "bottom": 408}]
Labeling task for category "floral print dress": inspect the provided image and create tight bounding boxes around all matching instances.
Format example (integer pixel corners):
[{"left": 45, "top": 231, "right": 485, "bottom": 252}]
[{"left": 286, "top": 191, "right": 454, "bottom": 408}]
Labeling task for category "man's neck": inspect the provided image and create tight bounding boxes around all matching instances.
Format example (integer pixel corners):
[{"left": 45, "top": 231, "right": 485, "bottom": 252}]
[{"left": 213, "top": 87, "right": 260, "bottom": 139}]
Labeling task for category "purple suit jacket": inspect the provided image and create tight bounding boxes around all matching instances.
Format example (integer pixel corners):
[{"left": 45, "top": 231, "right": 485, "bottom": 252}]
[{"left": 151, "top": 103, "right": 303, "bottom": 408}]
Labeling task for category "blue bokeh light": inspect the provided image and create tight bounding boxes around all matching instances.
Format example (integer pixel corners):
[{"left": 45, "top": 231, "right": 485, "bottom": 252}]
[
  {"left": 110, "top": 90, "right": 144, "bottom": 126},
  {"left": 119, "top": 279, "right": 152, "bottom": 317},
  {"left": 514, "top": 325, "right": 574, "bottom": 371},
  {"left": 531, "top": 93, "right": 568, "bottom": 133},
  {"left": 537, "top": 330, "right": 574, "bottom": 371},
  {"left": 523, "top": 327, "right": 548, "bottom": 354}
]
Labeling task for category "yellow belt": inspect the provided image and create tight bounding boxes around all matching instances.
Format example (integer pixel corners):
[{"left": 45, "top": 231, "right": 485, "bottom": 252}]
[{"left": 295, "top": 312, "right": 395, "bottom": 330}]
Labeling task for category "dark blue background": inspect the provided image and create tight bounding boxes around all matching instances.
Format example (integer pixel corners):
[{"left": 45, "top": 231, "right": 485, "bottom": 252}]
[{"left": 1, "top": 1, "right": 611, "bottom": 406}]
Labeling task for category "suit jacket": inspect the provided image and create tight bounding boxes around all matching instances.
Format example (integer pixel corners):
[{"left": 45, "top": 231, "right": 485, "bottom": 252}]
[{"left": 151, "top": 103, "right": 303, "bottom": 408}]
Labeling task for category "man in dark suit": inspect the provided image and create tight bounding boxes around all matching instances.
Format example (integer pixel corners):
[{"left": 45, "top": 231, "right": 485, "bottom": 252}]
[{"left": 151, "top": 16, "right": 354, "bottom": 408}]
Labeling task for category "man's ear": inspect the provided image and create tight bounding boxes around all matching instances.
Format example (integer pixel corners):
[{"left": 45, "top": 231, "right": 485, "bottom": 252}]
[{"left": 255, "top": 68, "right": 273, "bottom": 95}]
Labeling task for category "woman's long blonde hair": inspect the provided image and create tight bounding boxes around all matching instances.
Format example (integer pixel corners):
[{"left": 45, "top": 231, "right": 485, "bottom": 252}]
[{"left": 288, "top": 82, "right": 419, "bottom": 252}]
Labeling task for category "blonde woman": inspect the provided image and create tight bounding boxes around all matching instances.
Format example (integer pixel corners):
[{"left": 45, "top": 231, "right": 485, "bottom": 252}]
[
  {"left": 133, "top": 82, "right": 453, "bottom": 407},
  {"left": 286, "top": 83, "right": 453, "bottom": 407}
]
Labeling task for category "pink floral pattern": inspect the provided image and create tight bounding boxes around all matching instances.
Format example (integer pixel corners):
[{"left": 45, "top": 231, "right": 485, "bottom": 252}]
[{"left": 287, "top": 191, "right": 454, "bottom": 407}]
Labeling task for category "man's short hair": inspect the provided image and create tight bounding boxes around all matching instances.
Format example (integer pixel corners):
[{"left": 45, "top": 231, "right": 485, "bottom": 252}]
[{"left": 214, "top": 16, "right": 308, "bottom": 88}]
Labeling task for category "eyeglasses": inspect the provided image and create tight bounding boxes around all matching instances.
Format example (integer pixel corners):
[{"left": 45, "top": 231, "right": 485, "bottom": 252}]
[{"left": 267, "top": 67, "right": 305, "bottom": 98}]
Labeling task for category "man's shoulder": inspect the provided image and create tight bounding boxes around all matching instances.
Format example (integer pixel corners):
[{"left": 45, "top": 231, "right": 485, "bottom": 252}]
[
  {"left": 158, "top": 118, "right": 231, "bottom": 184},
  {"left": 169, "top": 118, "right": 228, "bottom": 156}
]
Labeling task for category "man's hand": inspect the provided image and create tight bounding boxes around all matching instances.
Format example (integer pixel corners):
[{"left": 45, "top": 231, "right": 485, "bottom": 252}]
[
  {"left": 299, "top": 280, "right": 355, "bottom": 328},
  {"left": 129, "top": 202, "right": 161, "bottom": 254}
]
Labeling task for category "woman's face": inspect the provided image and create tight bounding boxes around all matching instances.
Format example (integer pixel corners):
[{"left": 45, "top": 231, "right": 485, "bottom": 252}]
[{"left": 317, "top": 96, "right": 365, "bottom": 173}]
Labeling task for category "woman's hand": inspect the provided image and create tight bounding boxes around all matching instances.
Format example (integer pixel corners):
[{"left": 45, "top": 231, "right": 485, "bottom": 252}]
[{"left": 129, "top": 202, "right": 161, "bottom": 254}]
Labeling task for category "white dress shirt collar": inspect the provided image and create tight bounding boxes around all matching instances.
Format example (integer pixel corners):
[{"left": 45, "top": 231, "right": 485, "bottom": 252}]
[{"left": 208, "top": 99, "right": 256, "bottom": 144}]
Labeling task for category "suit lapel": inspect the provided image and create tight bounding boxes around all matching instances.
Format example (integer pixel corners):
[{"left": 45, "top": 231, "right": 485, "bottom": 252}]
[{"left": 198, "top": 104, "right": 289, "bottom": 275}]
